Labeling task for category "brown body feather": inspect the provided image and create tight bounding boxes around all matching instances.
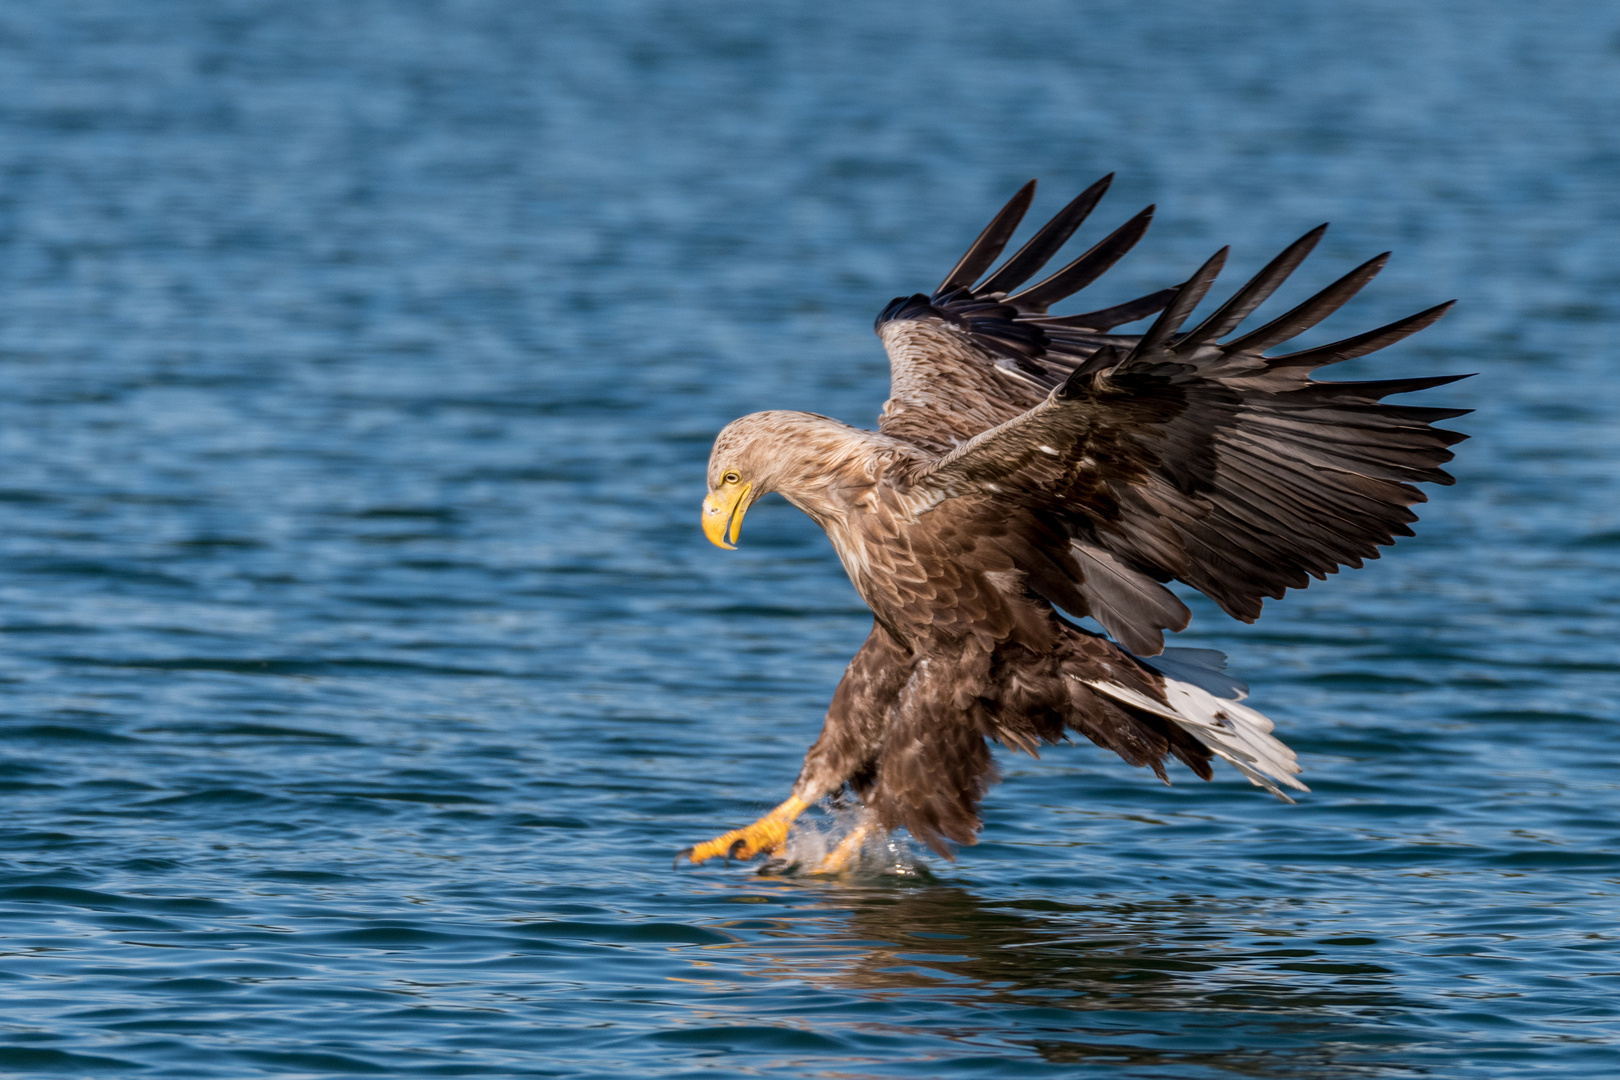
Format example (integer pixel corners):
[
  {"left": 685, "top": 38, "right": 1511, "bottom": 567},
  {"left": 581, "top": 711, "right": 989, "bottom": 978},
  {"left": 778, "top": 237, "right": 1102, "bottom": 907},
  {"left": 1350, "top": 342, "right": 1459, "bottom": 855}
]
[
  {"left": 797, "top": 618, "right": 1216, "bottom": 856},
  {"left": 704, "top": 178, "right": 1467, "bottom": 858}
]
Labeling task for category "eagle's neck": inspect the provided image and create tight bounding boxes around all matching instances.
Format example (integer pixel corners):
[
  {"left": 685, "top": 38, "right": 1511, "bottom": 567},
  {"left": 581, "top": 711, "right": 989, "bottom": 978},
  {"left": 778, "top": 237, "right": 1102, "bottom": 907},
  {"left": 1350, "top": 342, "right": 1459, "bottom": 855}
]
[
  {"left": 754, "top": 417, "right": 907, "bottom": 529},
  {"left": 718, "top": 412, "right": 924, "bottom": 614},
  {"left": 771, "top": 451, "right": 868, "bottom": 529},
  {"left": 753, "top": 421, "right": 926, "bottom": 626}
]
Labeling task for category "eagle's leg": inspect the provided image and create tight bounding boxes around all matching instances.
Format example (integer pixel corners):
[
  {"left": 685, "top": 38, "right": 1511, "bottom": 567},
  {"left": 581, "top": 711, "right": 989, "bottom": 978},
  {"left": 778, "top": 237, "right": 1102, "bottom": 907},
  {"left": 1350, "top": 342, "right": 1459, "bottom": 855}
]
[
  {"left": 677, "top": 624, "right": 904, "bottom": 870},
  {"left": 677, "top": 796, "right": 809, "bottom": 866}
]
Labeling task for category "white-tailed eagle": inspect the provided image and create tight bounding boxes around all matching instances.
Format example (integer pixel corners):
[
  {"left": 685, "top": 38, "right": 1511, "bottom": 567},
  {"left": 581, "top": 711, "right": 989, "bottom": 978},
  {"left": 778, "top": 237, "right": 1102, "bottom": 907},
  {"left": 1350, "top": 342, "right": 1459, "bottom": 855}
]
[{"left": 679, "top": 177, "right": 1467, "bottom": 871}]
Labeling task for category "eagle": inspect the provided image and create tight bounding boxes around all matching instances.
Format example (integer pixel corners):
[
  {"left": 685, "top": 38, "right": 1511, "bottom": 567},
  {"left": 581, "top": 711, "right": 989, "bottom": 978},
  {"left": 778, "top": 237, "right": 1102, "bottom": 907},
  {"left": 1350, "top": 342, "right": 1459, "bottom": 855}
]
[{"left": 677, "top": 176, "right": 1467, "bottom": 872}]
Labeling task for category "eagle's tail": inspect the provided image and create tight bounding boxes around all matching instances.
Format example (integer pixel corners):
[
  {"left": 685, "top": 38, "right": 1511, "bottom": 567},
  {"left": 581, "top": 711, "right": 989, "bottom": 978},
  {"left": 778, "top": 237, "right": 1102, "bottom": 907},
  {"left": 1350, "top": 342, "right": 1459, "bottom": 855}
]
[{"left": 1080, "top": 647, "right": 1309, "bottom": 802}]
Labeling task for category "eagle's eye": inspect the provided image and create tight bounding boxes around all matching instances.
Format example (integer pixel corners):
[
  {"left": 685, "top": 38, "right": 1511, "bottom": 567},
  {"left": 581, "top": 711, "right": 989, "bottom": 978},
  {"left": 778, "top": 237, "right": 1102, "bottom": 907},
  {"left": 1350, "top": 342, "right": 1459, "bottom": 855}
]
[{"left": 722, "top": 471, "right": 741, "bottom": 485}]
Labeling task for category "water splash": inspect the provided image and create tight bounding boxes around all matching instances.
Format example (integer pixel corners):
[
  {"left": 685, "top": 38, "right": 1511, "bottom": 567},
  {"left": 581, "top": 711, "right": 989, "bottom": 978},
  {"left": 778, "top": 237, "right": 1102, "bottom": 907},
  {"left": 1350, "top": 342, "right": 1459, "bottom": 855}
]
[{"left": 762, "top": 804, "right": 931, "bottom": 879}]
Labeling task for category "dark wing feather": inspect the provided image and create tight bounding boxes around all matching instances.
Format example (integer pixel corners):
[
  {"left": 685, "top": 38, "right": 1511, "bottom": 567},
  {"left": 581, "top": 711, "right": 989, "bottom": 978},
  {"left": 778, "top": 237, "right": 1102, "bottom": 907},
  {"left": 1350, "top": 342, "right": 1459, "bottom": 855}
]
[
  {"left": 876, "top": 178, "right": 1167, "bottom": 453},
  {"left": 935, "top": 181, "right": 1036, "bottom": 295},
  {"left": 1177, "top": 225, "right": 1326, "bottom": 347},
  {"left": 875, "top": 180, "right": 1466, "bottom": 653},
  {"left": 1130, "top": 247, "right": 1229, "bottom": 354},
  {"left": 1042, "top": 288, "right": 1180, "bottom": 331},
  {"left": 976, "top": 174, "right": 1115, "bottom": 296},
  {"left": 905, "top": 257, "right": 1465, "bottom": 652},
  {"left": 1004, "top": 205, "right": 1157, "bottom": 313}
]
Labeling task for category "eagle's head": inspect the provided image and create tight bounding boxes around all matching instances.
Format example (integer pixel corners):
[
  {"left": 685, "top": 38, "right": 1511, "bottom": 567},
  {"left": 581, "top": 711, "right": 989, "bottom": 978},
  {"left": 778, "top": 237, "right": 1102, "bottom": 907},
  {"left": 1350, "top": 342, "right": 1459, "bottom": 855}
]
[{"left": 702, "top": 411, "right": 875, "bottom": 549}]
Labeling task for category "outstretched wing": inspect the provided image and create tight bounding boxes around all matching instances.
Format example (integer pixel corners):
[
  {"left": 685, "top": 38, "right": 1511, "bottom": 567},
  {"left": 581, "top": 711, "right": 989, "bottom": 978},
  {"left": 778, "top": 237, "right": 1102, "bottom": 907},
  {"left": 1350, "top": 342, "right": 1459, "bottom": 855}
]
[
  {"left": 904, "top": 228, "right": 1468, "bottom": 656},
  {"left": 876, "top": 176, "right": 1177, "bottom": 453}
]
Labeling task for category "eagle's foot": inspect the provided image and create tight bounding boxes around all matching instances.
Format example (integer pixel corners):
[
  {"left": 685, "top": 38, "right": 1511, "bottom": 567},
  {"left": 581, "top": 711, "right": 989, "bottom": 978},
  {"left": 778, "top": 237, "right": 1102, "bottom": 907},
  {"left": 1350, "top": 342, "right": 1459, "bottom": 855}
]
[
  {"left": 809, "top": 821, "right": 874, "bottom": 875},
  {"left": 678, "top": 796, "right": 809, "bottom": 867}
]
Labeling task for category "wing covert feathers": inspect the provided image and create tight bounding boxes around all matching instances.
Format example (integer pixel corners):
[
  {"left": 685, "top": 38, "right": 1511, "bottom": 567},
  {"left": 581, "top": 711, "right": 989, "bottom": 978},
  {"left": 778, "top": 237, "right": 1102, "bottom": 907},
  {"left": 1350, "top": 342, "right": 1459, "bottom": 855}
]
[{"left": 878, "top": 178, "right": 1467, "bottom": 652}]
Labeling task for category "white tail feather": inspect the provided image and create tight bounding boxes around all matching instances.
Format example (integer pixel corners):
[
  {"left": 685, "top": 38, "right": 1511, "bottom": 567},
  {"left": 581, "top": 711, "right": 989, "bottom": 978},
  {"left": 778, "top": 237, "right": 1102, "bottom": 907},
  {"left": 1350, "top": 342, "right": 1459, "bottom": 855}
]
[
  {"left": 1080, "top": 652, "right": 1308, "bottom": 801},
  {"left": 1145, "top": 647, "right": 1250, "bottom": 700}
]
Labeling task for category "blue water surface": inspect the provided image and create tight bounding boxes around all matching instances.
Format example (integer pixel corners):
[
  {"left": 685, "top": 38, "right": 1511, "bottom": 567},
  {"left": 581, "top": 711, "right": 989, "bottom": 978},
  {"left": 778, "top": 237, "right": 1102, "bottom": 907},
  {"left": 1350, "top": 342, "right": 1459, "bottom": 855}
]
[{"left": 0, "top": 1, "right": 1617, "bottom": 1076}]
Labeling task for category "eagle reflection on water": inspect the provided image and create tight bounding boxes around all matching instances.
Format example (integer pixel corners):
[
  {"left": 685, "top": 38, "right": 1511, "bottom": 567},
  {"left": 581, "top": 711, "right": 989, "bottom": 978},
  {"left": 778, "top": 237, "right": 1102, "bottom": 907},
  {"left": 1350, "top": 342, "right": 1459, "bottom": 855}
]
[{"left": 708, "top": 880, "right": 1412, "bottom": 1077}]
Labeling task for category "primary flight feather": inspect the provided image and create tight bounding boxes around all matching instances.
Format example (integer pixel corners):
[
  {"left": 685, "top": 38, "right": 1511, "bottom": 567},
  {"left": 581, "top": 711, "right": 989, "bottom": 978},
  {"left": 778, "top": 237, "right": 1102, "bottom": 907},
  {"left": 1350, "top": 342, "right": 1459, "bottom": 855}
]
[{"left": 680, "top": 176, "right": 1468, "bottom": 870}]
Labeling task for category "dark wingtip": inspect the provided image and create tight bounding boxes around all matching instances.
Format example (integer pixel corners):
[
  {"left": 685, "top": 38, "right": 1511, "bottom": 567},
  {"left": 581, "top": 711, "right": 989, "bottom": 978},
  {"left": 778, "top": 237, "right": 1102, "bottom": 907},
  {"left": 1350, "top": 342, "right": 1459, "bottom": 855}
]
[
  {"left": 1175, "top": 224, "right": 1331, "bottom": 349},
  {"left": 935, "top": 180, "right": 1038, "bottom": 295},
  {"left": 1004, "top": 203, "right": 1157, "bottom": 313},
  {"left": 1266, "top": 299, "right": 1457, "bottom": 371},
  {"left": 1223, "top": 249, "right": 1395, "bottom": 355},
  {"left": 1129, "top": 246, "right": 1230, "bottom": 357},
  {"left": 975, "top": 173, "right": 1118, "bottom": 297}
]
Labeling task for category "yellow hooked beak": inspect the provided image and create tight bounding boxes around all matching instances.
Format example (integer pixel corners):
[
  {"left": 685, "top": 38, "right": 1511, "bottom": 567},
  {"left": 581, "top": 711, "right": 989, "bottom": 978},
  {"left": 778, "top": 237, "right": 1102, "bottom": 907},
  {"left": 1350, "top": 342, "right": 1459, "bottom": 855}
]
[{"left": 702, "top": 482, "right": 753, "bottom": 550}]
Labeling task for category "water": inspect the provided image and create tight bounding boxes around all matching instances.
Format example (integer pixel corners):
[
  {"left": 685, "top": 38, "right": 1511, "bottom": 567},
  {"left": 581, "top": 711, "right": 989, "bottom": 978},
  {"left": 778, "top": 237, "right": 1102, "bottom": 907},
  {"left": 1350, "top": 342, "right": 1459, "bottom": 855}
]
[{"left": 0, "top": 1, "right": 1615, "bottom": 1075}]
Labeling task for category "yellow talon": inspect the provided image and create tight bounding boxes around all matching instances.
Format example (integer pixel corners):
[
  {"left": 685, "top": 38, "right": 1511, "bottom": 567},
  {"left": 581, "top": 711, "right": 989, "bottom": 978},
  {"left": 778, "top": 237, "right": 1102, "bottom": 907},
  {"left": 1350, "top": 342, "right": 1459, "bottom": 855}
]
[{"left": 679, "top": 796, "right": 809, "bottom": 866}]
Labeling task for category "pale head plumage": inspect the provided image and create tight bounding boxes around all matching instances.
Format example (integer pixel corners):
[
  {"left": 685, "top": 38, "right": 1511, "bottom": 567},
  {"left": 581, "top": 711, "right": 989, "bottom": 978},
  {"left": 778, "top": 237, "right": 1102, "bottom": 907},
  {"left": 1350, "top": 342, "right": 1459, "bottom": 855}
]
[{"left": 707, "top": 411, "right": 912, "bottom": 525}]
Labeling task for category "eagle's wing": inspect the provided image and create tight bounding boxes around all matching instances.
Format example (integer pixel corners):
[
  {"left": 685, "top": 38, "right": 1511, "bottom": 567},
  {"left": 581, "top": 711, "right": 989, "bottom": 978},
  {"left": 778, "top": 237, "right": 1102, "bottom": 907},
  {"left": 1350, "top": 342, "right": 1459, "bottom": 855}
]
[
  {"left": 876, "top": 175, "right": 1177, "bottom": 453},
  {"left": 882, "top": 181, "right": 1467, "bottom": 656}
]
